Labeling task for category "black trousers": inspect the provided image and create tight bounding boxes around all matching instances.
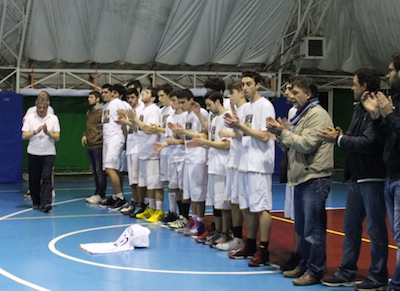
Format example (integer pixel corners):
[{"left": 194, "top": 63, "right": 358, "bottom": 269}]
[{"left": 28, "top": 154, "right": 55, "bottom": 208}]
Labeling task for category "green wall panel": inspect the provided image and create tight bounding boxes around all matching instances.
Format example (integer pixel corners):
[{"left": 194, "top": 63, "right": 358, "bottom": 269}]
[
  {"left": 23, "top": 96, "right": 91, "bottom": 173},
  {"left": 332, "top": 89, "right": 354, "bottom": 169}
]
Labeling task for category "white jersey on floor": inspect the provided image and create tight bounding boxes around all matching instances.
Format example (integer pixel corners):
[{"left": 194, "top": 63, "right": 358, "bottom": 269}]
[
  {"left": 227, "top": 102, "right": 250, "bottom": 169},
  {"left": 126, "top": 104, "right": 144, "bottom": 155},
  {"left": 184, "top": 109, "right": 209, "bottom": 164},
  {"left": 166, "top": 111, "right": 187, "bottom": 163},
  {"left": 22, "top": 112, "right": 60, "bottom": 156},
  {"left": 138, "top": 103, "right": 161, "bottom": 160},
  {"left": 239, "top": 97, "right": 275, "bottom": 174},
  {"left": 79, "top": 225, "right": 150, "bottom": 254},
  {"left": 208, "top": 112, "right": 231, "bottom": 176},
  {"left": 102, "top": 98, "right": 125, "bottom": 143}
]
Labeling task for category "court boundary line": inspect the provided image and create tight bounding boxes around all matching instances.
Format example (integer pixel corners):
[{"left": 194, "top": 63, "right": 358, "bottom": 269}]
[
  {"left": 0, "top": 268, "right": 50, "bottom": 291},
  {"left": 48, "top": 223, "right": 281, "bottom": 275}
]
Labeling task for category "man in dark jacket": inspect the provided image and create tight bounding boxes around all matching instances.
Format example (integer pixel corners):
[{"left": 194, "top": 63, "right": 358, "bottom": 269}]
[
  {"left": 362, "top": 53, "right": 400, "bottom": 291},
  {"left": 319, "top": 67, "right": 388, "bottom": 290}
]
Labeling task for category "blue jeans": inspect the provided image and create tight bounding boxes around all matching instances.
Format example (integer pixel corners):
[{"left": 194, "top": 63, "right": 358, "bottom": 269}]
[
  {"left": 335, "top": 181, "right": 388, "bottom": 282},
  {"left": 385, "top": 178, "right": 400, "bottom": 289},
  {"left": 87, "top": 147, "right": 107, "bottom": 198},
  {"left": 294, "top": 177, "right": 331, "bottom": 278}
]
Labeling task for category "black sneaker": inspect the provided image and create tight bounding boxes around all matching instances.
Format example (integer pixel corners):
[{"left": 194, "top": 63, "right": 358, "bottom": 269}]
[
  {"left": 322, "top": 275, "right": 355, "bottom": 287},
  {"left": 160, "top": 211, "right": 177, "bottom": 224},
  {"left": 280, "top": 252, "right": 300, "bottom": 271},
  {"left": 129, "top": 203, "right": 147, "bottom": 218},
  {"left": 108, "top": 198, "right": 127, "bottom": 211},
  {"left": 41, "top": 204, "right": 52, "bottom": 213},
  {"left": 120, "top": 201, "right": 136, "bottom": 215},
  {"left": 355, "top": 278, "right": 387, "bottom": 290},
  {"left": 99, "top": 197, "right": 115, "bottom": 208}
]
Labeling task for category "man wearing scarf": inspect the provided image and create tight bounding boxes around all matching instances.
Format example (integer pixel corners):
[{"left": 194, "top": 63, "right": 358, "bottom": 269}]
[{"left": 267, "top": 77, "right": 334, "bottom": 286}]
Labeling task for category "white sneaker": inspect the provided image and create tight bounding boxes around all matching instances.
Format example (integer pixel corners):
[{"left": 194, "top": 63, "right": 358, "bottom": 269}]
[
  {"left": 85, "top": 194, "right": 102, "bottom": 204},
  {"left": 168, "top": 215, "right": 189, "bottom": 230},
  {"left": 214, "top": 237, "right": 244, "bottom": 251}
]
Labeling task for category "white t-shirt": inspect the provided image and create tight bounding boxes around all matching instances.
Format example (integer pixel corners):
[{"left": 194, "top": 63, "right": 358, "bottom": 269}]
[
  {"left": 159, "top": 105, "right": 175, "bottom": 157},
  {"left": 22, "top": 112, "right": 60, "bottom": 156},
  {"left": 126, "top": 104, "right": 144, "bottom": 155},
  {"left": 239, "top": 97, "right": 275, "bottom": 174},
  {"left": 102, "top": 98, "right": 126, "bottom": 143},
  {"left": 223, "top": 98, "right": 231, "bottom": 111},
  {"left": 208, "top": 112, "right": 231, "bottom": 175},
  {"left": 227, "top": 102, "right": 250, "bottom": 169},
  {"left": 23, "top": 105, "right": 55, "bottom": 121},
  {"left": 138, "top": 103, "right": 161, "bottom": 160},
  {"left": 166, "top": 111, "right": 187, "bottom": 163},
  {"left": 184, "top": 109, "right": 209, "bottom": 164}
]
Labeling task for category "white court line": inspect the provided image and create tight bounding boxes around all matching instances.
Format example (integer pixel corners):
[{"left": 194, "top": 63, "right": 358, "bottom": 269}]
[
  {"left": 0, "top": 198, "right": 84, "bottom": 221},
  {"left": 0, "top": 268, "right": 51, "bottom": 291},
  {"left": 48, "top": 224, "right": 281, "bottom": 275},
  {"left": 0, "top": 197, "right": 84, "bottom": 289}
]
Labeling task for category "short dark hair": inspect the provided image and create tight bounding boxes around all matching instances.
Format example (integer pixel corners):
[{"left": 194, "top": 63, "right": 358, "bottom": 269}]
[
  {"left": 157, "top": 84, "right": 174, "bottom": 95},
  {"left": 147, "top": 86, "right": 158, "bottom": 103},
  {"left": 391, "top": 52, "right": 400, "bottom": 72},
  {"left": 354, "top": 67, "right": 380, "bottom": 92},
  {"left": 287, "top": 75, "right": 298, "bottom": 85},
  {"left": 101, "top": 83, "right": 112, "bottom": 90},
  {"left": 89, "top": 90, "right": 101, "bottom": 100},
  {"left": 178, "top": 89, "right": 194, "bottom": 100},
  {"left": 204, "top": 90, "right": 223, "bottom": 105},
  {"left": 126, "top": 79, "right": 142, "bottom": 91},
  {"left": 242, "top": 70, "right": 262, "bottom": 84},
  {"left": 204, "top": 77, "right": 225, "bottom": 92},
  {"left": 292, "top": 77, "right": 318, "bottom": 98},
  {"left": 111, "top": 84, "right": 127, "bottom": 99},
  {"left": 126, "top": 88, "right": 138, "bottom": 97},
  {"left": 170, "top": 89, "right": 182, "bottom": 98}
]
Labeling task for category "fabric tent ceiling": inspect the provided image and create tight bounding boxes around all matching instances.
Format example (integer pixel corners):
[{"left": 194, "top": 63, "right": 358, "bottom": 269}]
[
  {"left": 25, "top": 0, "right": 293, "bottom": 69},
  {"left": 2, "top": 0, "right": 400, "bottom": 75}
]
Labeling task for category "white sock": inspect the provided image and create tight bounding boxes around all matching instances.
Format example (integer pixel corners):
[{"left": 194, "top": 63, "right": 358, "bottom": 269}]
[
  {"left": 168, "top": 192, "right": 176, "bottom": 213},
  {"left": 148, "top": 198, "right": 156, "bottom": 209},
  {"left": 144, "top": 197, "right": 149, "bottom": 205},
  {"left": 156, "top": 200, "right": 163, "bottom": 211},
  {"left": 115, "top": 192, "right": 124, "bottom": 200}
]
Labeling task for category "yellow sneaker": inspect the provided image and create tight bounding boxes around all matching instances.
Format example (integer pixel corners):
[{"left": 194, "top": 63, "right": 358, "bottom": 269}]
[
  {"left": 136, "top": 207, "right": 155, "bottom": 220},
  {"left": 147, "top": 210, "right": 164, "bottom": 223}
]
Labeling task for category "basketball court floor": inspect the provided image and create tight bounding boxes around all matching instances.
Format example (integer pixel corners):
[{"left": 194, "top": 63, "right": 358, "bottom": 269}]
[{"left": 0, "top": 174, "right": 396, "bottom": 291}]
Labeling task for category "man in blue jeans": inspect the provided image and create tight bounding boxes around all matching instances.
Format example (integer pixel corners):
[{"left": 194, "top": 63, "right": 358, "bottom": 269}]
[
  {"left": 363, "top": 52, "right": 400, "bottom": 291},
  {"left": 267, "top": 77, "right": 334, "bottom": 286},
  {"left": 320, "top": 67, "right": 388, "bottom": 290},
  {"left": 83, "top": 90, "right": 107, "bottom": 204}
]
